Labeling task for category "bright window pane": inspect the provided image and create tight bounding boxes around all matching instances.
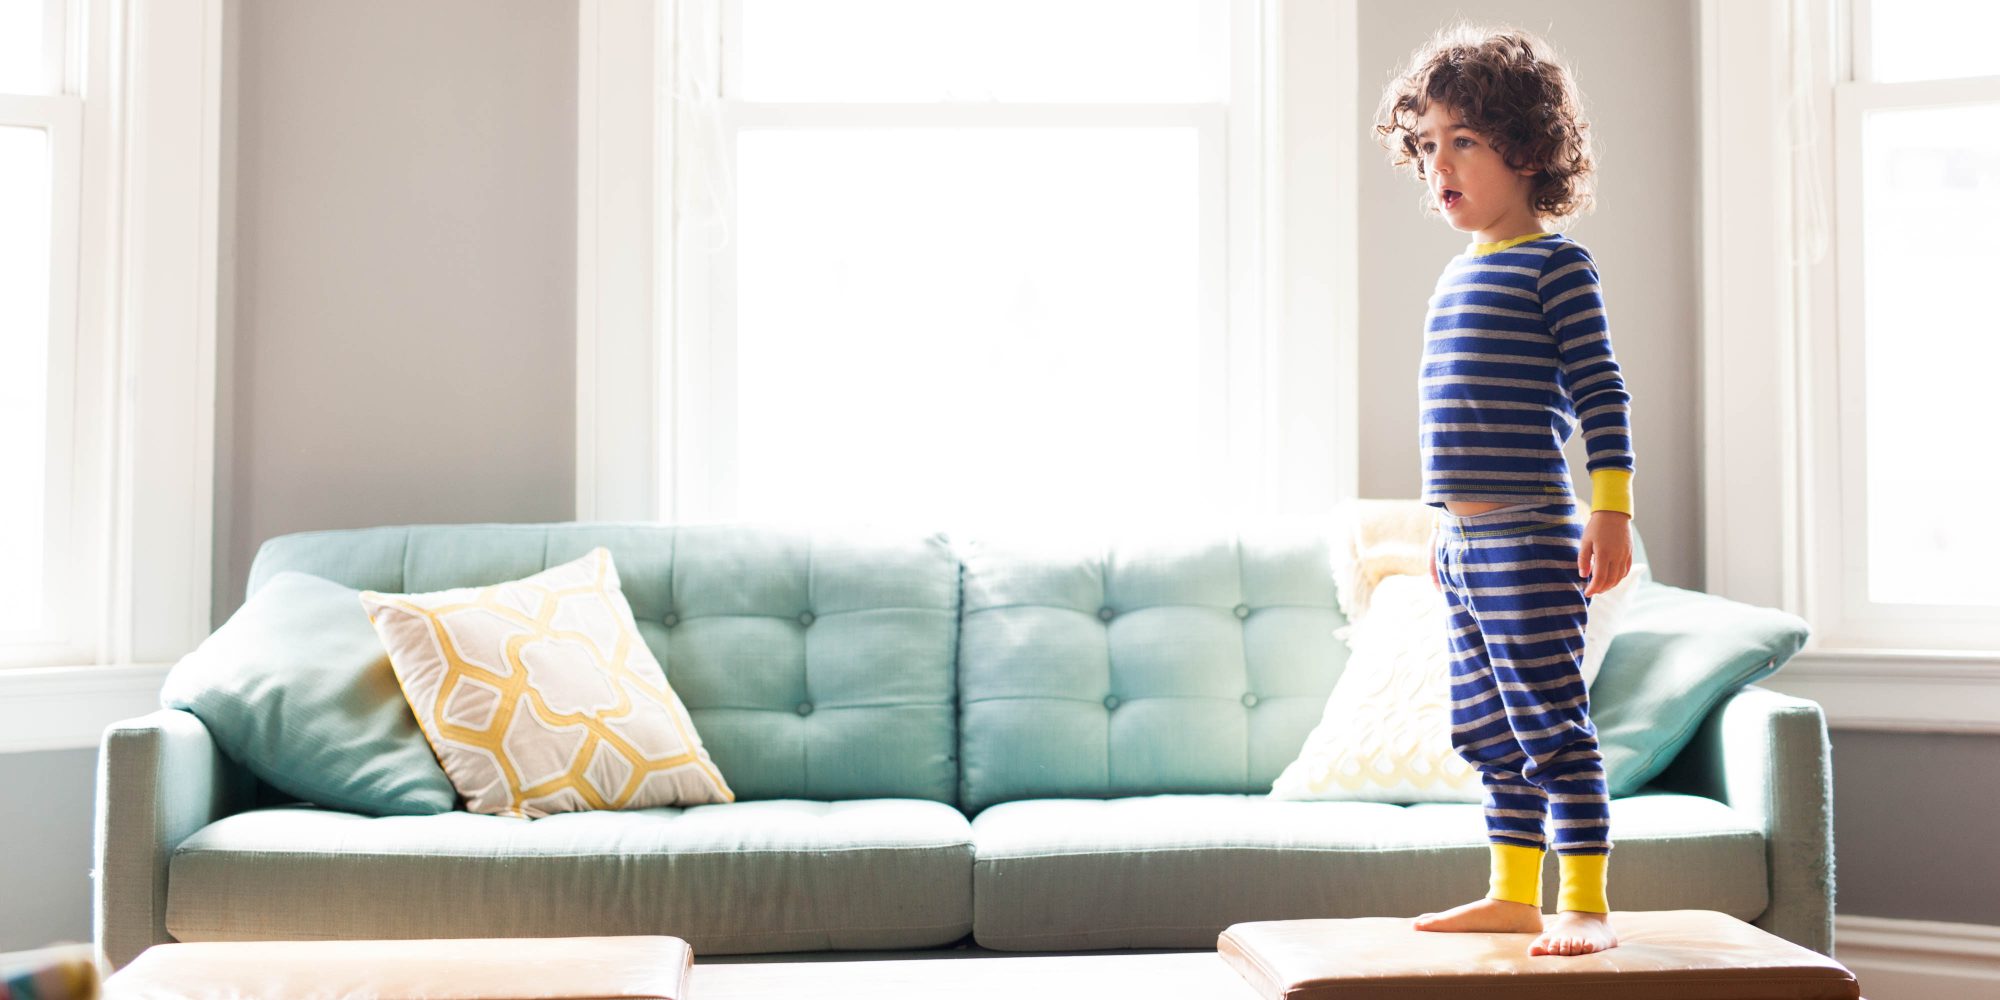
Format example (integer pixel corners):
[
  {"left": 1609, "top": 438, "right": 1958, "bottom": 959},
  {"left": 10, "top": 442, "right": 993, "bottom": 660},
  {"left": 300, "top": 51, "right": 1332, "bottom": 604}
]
[
  {"left": 1869, "top": 0, "right": 2000, "bottom": 83},
  {"left": 736, "top": 0, "right": 1222, "bottom": 102},
  {"left": 0, "top": 0, "right": 50, "bottom": 94},
  {"left": 734, "top": 127, "right": 1203, "bottom": 533},
  {"left": 0, "top": 124, "right": 52, "bottom": 633},
  {"left": 1859, "top": 104, "right": 2000, "bottom": 606}
]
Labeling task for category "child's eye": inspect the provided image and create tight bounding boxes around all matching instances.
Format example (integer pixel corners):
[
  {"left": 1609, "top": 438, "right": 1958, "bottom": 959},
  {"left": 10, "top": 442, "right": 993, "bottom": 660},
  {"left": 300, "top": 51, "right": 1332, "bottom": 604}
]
[{"left": 1455, "top": 137, "right": 1475, "bottom": 149}]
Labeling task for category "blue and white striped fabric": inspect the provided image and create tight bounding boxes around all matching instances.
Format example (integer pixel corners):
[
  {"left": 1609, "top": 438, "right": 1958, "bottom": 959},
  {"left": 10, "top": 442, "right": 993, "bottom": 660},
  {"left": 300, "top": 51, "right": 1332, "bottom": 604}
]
[
  {"left": 1418, "top": 233, "right": 1635, "bottom": 515},
  {"left": 1433, "top": 500, "right": 1612, "bottom": 858}
]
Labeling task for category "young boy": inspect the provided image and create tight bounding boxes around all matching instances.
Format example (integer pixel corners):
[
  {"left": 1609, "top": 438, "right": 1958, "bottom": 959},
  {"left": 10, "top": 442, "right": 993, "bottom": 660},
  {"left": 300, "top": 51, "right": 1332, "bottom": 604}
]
[{"left": 1375, "top": 24, "right": 1636, "bottom": 958}]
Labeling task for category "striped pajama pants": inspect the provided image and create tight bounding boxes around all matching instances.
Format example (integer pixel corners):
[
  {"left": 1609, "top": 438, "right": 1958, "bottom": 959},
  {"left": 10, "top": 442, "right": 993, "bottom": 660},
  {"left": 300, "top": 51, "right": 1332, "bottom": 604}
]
[{"left": 1433, "top": 500, "right": 1612, "bottom": 858}]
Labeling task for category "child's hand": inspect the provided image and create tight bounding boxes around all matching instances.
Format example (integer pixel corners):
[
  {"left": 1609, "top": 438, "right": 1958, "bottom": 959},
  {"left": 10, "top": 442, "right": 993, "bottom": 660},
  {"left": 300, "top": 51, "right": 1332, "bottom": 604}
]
[{"left": 1578, "top": 511, "right": 1633, "bottom": 597}]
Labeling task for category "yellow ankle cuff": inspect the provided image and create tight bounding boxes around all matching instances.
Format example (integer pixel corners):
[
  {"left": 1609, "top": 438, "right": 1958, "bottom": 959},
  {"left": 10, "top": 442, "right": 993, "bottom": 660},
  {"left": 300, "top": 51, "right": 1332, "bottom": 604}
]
[
  {"left": 1557, "top": 852, "right": 1610, "bottom": 913},
  {"left": 1486, "top": 843, "right": 1545, "bottom": 908}
]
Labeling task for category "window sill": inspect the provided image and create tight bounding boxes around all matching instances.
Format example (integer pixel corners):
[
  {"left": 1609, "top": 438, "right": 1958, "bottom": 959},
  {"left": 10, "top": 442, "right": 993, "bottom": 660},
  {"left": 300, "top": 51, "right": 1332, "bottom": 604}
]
[
  {"left": 1757, "top": 648, "right": 2000, "bottom": 734},
  {"left": 0, "top": 663, "right": 176, "bottom": 754}
]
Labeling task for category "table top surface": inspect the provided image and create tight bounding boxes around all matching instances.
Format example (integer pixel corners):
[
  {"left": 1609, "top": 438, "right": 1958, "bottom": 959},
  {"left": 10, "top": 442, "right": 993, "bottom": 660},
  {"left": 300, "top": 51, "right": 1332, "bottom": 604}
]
[{"left": 692, "top": 951, "right": 1261, "bottom": 1000}]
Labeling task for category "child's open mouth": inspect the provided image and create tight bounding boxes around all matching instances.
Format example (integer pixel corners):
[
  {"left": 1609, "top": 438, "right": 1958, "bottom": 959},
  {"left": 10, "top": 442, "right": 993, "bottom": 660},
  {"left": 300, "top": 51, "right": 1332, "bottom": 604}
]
[{"left": 1440, "top": 189, "right": 1462, "bottom": 209}]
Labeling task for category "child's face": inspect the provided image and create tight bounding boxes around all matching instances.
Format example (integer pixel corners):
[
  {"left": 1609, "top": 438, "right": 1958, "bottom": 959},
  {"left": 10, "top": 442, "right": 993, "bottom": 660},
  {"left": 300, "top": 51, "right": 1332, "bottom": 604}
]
[{"left": 1414, "top": 103, "right": 1541, "bottom": 238}]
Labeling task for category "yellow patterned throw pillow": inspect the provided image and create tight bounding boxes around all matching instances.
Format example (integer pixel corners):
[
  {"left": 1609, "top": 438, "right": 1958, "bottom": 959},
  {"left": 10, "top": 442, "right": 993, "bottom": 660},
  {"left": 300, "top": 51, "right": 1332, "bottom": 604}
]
[{"left": 359, "top": 547, "right": 733, "bottom": 819}]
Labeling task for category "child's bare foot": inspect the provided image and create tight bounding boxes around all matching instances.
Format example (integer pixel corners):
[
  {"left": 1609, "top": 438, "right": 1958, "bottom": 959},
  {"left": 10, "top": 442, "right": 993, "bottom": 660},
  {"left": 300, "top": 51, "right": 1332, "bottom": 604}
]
[
  {"left": 1412, "top": 897, "right": 1544, "bottom": 933},
  {"left": 1529, "top": 910, "right": 1618, "bottom": 956}
]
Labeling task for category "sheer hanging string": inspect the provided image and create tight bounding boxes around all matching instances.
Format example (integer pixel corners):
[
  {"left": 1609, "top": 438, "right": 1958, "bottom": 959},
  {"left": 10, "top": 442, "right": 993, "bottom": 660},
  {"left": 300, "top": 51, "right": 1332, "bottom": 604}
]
[
  {"left": 1786, "top": 0, "right": 1831, "bottom": 267},
  {"left": 671, "top": 0, "right": 735, "bottom": 255}
]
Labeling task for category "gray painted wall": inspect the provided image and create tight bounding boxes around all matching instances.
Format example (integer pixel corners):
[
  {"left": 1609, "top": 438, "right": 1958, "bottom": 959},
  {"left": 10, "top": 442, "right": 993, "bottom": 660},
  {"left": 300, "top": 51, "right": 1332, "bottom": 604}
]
[
  {"left": 214, "top": 0, "right": 577, "bottom": 627},
  {"left": 4, "top": 0, "right": 1993, "bottom": 958},
  {"left": 1830, "top": 731, "right": 2000, "bottom": 926},
  {"left": 0, "top": 748, "right": 97, "bottom": 950}
]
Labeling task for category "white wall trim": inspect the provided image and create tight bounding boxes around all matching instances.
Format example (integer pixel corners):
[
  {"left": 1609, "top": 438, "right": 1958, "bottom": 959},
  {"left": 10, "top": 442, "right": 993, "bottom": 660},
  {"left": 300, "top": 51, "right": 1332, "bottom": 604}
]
[
  {"left": 110, "top": 0, "right": 224, "bottom": 663},
  {"left": 574, "top": 0, "right": 665, "bottom": 522},
  {"left": 1272, "top": 0, "right": 1360, "bottom": 515},
  {"left": 0, "top": 664, "right": 173, "bottom": 755},
  {"left": 1836, "top": 914, "right": 2000, "bottom": 996},
  {"left": 1698, "top": 0, "right": 1796, "bottom": 614}
]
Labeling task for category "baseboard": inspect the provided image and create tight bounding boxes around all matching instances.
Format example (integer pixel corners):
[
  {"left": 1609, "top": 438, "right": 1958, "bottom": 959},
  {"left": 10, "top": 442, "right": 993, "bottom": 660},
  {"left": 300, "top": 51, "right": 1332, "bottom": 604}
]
[
  {"left": 0, "top": 664, "right": 175, "bottom": 755},
  {"left": 1837, "top": 914, "right": 2000, "bottom": 999}
]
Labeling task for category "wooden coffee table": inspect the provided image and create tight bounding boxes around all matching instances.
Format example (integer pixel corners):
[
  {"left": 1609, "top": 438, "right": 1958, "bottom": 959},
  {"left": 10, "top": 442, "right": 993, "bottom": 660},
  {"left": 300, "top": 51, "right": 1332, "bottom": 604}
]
[
  {"left": 696, "top": 912, "right": 1871, "bottom": 1000},
  {"left": 694, "top": 950, "right": 1258, "bottom": 999}
]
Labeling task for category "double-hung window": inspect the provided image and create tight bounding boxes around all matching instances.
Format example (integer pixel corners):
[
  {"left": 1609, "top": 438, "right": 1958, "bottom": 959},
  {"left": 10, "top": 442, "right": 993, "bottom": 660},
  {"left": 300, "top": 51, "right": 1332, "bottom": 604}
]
[
  {"left": 580, "top": 0, "right": 1357, "bottom": 534},
  {"left": 1, "top": 0, "right": 88, "bottom": 668},
  {"left": 1810, "top": 0, "right": 2000, "bottom": 650}
]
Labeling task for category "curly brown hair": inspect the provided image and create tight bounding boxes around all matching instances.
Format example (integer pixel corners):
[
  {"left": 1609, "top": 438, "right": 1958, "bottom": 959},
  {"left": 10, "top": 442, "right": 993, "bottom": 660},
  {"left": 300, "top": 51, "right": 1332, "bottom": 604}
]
[{"left": 1374, "top": 23, "right": 1596, "bottom": 226}]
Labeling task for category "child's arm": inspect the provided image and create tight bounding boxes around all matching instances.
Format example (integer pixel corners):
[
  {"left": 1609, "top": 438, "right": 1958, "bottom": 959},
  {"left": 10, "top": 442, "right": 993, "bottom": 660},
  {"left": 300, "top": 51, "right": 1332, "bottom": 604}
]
[
  {"left": 1539, "top": 245, "right": 1635, "bottom": 519},
  {"left": 1540, "top": 245, "right": 1635, "bottom": 595}
]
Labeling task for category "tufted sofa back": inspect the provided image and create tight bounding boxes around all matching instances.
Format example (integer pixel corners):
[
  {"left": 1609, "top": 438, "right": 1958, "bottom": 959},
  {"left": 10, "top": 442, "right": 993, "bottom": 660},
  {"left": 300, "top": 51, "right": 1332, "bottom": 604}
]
[
  {"left": 951, "top": 525, "right": 1350, "bottom": 814},
  {"left": 245, "top": 522, "right": 963, "bottom": 805},
  {"left": 244, "top": 520, "right": 1356, "bottom": 815}
]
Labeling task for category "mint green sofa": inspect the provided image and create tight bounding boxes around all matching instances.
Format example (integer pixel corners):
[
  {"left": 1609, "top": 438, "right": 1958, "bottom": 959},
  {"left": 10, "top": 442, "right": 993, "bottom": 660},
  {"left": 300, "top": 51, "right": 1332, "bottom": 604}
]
[{"left": 94, "top": 521, "right": 1831, "bottom": 972}]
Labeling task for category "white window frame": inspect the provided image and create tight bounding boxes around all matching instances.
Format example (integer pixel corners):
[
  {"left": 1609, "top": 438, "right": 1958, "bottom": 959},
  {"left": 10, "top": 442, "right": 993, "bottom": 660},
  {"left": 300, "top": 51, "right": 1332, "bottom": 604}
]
[
  {"left": 1701, "top": 0, "right": 2000, "bottom": 733},
  {"left": 1820, "top": 7, "right": 2000, "bottom": 651},
  {"left": 0, "top": 0, "right": 223, "bottom": 753},
  {"left": 0, "top": 80, "right": 84, "bottom": 666},
  {"left": 577, "top": 0, "right": 1359, "bottom": 528}
]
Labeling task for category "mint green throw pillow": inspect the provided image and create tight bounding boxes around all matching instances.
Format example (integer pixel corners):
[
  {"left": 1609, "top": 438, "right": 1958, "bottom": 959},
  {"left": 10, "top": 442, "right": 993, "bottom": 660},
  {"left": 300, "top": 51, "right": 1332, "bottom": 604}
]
[
  {"left": 159, "top": 571, "right": 457, "bottom": 816},
  {"left": 1592, "top": 581, "right": 1812, "bottom": 796}
]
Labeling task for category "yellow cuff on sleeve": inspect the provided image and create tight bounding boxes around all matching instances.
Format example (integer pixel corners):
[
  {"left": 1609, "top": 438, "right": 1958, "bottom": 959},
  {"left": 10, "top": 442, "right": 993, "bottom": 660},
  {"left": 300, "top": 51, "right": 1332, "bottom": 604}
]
[
  {"left": 1557, "top": 852, "right": 1610, "bottom": 913},
  {"left": 1487, "top": 843, "right": 1546, "bottom": 908},
  {"left": 1588, "top": 468, "right": 1633, "bottom": 517}
]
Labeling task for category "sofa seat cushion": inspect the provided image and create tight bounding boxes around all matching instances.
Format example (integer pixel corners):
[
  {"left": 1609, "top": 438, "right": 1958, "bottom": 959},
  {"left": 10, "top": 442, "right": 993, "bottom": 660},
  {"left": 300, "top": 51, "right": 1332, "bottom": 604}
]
[
  {"left": 969, "top": 791, "right": 1766, "bottom": 951},
  {"left": 166, "top": 799, "right": 973, "bottom": 954}
]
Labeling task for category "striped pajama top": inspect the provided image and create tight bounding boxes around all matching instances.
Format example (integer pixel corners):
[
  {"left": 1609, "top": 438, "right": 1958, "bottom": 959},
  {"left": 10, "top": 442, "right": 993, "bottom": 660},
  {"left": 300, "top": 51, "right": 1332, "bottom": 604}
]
[{"left": 1417, "top": 231, "right": 1636, "bottom": 516}]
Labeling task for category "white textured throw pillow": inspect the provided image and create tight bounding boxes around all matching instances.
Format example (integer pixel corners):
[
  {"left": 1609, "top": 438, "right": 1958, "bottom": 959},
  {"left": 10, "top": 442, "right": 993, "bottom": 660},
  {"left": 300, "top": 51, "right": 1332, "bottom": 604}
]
[
  {"left": 1271, "top": 561, "right": 1647, "bottom": 803},
  {"left": 1580, "top": 560, "right": 1648, "bottom": 689}
]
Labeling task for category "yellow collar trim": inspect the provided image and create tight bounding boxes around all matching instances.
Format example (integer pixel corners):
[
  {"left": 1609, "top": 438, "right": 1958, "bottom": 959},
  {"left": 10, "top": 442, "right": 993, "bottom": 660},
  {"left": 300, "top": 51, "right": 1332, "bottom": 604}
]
[{"left": 1470, "top": 231, "right": 1556, "bottom": 257}]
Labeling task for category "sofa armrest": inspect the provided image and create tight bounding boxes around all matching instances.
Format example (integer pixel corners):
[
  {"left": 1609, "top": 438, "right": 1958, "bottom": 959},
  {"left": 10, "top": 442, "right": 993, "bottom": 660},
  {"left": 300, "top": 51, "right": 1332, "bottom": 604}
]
[
  {"left": 1650, "top": 684, "right": 1835, "bottom": 956},
  {"left": 92, "top": 708, "right": 257, "bottom": 973}
]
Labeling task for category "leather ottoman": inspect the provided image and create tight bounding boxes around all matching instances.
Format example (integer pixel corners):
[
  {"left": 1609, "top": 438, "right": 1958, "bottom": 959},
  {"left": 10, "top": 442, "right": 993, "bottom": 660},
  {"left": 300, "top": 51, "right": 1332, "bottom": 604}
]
[
  {"left": 100, "top": 936, "right": 691, "bottom": 999},
  {"left": 1219, "top": 909, "right": 1861, "bottom": 1000}
]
